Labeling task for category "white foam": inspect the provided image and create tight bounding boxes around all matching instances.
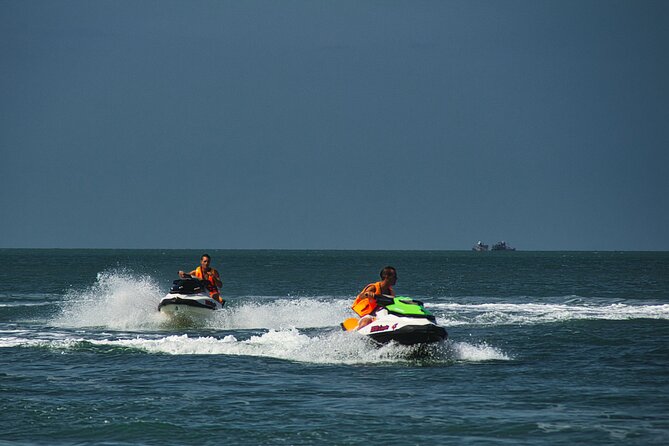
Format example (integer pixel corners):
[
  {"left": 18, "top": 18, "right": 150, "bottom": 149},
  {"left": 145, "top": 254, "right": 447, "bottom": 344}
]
[
  {"left": 78, "top": 330, "right": 509, "bottom": 364},
  {"left": 0, "top": 336, "right": 40, "bottom": 348},
  {"left": 0, "top": 328, "right": 88, "bottom": 349},
  {"left": 431, "top": 302, "right": 669, "bottom": 327},
  {"left": 47, "top": 270, "right": 355, "bottom": 331},
  {"left": 449, "top": 341, "right": 511, "bottom": 361},
  {"left": 51, "top": 270, "right": 164, "bottom": 330},
  {"left": 2, "top": 328, "right": 508, "bottom": 365},
  {"left": 48, "top": 269, "right": 667, "bottom": 333},
  {"left": 0, "top": 332, "right": 79, "bottom": 349},
  {"left": 206, "top": 297, "right": 351, "bottom": 330},
  {"left": 86, "top": 330, "right": 389, "bottom": 364}
]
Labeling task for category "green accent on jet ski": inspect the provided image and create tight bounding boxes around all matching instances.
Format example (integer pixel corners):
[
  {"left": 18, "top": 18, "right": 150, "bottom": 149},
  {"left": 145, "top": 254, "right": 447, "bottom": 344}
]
[{"left": 384, "top": 296, "right": 434, "bottom": 317}]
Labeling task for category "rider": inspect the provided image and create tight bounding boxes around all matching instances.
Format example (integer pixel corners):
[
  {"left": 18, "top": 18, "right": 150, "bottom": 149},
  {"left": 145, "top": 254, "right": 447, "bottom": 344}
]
[
  {"left": 351, "top": 266, "right": 397, "bottom": 318},
  {"left": 179, "top": 253, "right": 224, "bottom": 304}
]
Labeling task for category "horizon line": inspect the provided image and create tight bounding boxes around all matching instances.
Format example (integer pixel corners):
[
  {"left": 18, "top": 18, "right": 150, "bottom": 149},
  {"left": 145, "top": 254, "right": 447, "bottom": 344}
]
[{"left": 1, "top": 247, "right": 667, "bottom": 253}]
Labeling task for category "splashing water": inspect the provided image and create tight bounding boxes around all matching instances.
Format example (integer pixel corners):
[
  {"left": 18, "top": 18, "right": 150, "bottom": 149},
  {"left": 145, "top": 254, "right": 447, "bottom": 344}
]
[
  {"left": 207, "top": 297, "right": 351, "bottom": 330},
  {"left": 6, "top": 327, "right": 510, "bottom": 366},
  {"left": 52, "top": 269, "right": 165, "bottom": 330}
]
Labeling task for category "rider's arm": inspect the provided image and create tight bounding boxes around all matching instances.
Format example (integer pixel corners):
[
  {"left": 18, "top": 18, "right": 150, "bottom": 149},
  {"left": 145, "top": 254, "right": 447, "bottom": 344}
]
[
  {"left": 178, "top": 269, "right": 198, "bottom": 278},
  {"left": 211, "top": 269, "right": 223, "bottom": 288},
  {"left": 357, "top": 284, "right": 377, "bottom": 300}
]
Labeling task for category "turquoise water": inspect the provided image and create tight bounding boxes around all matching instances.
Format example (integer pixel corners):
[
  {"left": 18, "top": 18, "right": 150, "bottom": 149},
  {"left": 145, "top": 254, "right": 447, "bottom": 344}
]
[{"left": 1, "top": 249, "right": 668, "bottom": 445}]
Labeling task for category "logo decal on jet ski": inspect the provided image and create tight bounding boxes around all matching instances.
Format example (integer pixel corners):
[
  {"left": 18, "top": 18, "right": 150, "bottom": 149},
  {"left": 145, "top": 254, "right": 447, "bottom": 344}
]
[{"left": 370, "top": 325, "right": 389, "bottom": 333}]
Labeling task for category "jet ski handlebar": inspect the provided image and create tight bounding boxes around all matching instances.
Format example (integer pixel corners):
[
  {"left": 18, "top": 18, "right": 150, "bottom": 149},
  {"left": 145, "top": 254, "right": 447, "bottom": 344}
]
[{"left": 170, "top": 277, "right": 210, "bottom": 293}]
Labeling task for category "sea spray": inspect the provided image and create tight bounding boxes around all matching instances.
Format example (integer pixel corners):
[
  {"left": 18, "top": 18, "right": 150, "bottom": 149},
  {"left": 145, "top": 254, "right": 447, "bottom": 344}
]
[
  {"left": 206, "top": 297, "right": 351, "bottom": 330},
  {"left": 52, "top": 269, "right": 164, "bottom": 330}
]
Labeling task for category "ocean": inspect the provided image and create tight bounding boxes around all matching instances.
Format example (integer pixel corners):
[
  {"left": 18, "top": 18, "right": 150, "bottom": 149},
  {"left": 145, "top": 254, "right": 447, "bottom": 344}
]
[{"left": 1, "top": 249, "right": 668, "bottom": 445}]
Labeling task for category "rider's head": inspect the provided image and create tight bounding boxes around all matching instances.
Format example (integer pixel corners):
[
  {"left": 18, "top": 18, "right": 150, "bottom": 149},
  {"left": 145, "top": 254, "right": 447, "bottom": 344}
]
[
  {"left": 379, "top": 266, "right": 397, "bottom": 285},
  {"left": 200, "top": 254, "right": 211, "bottom": 269}
]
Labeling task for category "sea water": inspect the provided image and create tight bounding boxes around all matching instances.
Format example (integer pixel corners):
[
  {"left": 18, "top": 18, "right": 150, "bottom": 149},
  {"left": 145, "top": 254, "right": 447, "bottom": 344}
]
[{"left": 1, "top": 249, "right": 668, "bottom": 445}]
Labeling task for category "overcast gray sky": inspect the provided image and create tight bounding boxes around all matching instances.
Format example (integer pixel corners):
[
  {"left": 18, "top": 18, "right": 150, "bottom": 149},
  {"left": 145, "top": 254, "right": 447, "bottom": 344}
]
[{"left": 1, "top": 0, "right": 667, "bottom": 250}]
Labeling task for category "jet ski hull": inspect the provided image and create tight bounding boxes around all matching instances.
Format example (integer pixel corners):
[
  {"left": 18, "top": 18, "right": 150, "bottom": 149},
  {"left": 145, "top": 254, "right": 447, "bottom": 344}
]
[
  {"left": 159, "top": 278, "right": 224, "bottom": 321},
  {"left": 354, "top": 311, "right": 447, "bottom": 346},
  {"left": 158, "top": 295, "right": 223, "bottom": 319},
  {"left": 367, "top": 323, "right": 447, "bottom": 345}
]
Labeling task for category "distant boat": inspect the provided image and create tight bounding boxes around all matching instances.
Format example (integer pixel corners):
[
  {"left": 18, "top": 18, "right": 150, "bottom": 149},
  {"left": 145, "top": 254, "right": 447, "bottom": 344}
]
[
  {"left": 491, "top": 241, "right": 516, "bottom": 251},
  {"left": 472, "top": 241, "right": 489, "bottom": 252}
]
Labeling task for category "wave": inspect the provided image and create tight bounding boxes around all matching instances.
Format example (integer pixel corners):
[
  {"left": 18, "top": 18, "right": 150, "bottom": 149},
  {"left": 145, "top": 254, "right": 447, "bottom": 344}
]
[
  {"left": 430, "top": 301, "right": 669, "bottom": 326},
  {"left": 0, "top": 302, "right": 47, "bottom": 308},
  {"left": 0, "top": 330, "right": 510, "bottom": 365}
]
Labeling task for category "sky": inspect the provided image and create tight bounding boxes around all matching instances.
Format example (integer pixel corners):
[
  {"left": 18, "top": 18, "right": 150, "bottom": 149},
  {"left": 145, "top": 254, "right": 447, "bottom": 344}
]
[{"left": 1, "top": 0, "right": 668, "bottom": 250}]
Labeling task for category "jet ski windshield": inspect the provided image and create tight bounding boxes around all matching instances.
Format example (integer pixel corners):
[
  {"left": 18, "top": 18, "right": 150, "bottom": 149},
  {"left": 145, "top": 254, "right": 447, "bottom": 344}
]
[
  {"left": 169, "top": 278, "right": 208, "bottom": 295},
  {"left": 377, "top": 295, "right": 436, "bottom": 321}
]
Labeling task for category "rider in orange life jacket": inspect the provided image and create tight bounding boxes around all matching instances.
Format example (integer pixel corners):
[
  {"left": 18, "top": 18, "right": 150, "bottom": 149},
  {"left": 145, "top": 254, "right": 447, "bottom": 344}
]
[
  {"left": 352, "top": 266, "right": 397, "bottom": 328},
  {"left": 178, "top": 254, "right": 223, "bottom": 304}
]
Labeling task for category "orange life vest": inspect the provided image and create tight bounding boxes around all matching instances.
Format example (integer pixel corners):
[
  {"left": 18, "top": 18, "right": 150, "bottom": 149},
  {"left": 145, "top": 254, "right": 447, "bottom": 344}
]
[
  {"left": 351, "top": 282, "right": 394, "bottom": 317},
  {"left": 194, "top": 266, "right": 220, "bottom": 299}
]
